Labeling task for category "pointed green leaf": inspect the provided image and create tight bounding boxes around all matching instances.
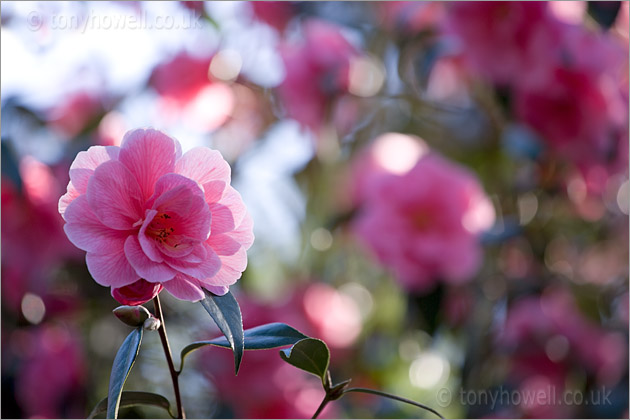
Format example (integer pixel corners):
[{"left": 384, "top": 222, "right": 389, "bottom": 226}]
[
  {"left": 107, "top": 327, "right": 143, "bottom": 419},
  {"left": 279, "top": 338, "right": 330, "bottom": 385},
  {"left": 88, "top": 391, "right": 173, "bottom": 419},
  {"left": 200, "top": 289, "right": 244, "bottom": 374},
  {"left": 180, "top": 323, "right": 309, "bottom": 371}
]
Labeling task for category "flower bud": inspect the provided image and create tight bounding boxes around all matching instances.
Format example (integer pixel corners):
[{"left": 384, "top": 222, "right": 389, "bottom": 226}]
[
  {"left": 113, "top": 305, "right": 151, "bottom": 327},
  {"left": 143, "top": 317, "right": 161, "bottom": 331}
]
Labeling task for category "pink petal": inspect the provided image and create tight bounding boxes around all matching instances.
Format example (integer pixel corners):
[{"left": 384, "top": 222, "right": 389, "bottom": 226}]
[
  {"left": 69, "top": 145, "right": 120, "bottom": 194},
  {"left": 165, "top": 243, "right": 221, "bottom": 281},
  {"left": 203, "top": 180, "right": 227, "bottom": 205},
  {"left": 86, "top": 250, "right": 139, "bottom": 287},
  {"left": 204, "top": 285, "right": 229, "bottom": 296},
  {"left": 111, "top": 279, "right": 163, "bottom": 306},
  {"left": 138, "top": 209, "right": 164, "bottom": 262},
  {"left": 162, "top": 274, "right": 206, "bottom": 302},
  {"left": 201, "top": 245, "right": 247, "bottom": 287},
  {"left": 208, "top": 202, "right": 235, "bottom": 235},
  {"left": 124, "top": 236, "right": 177, "bottom": 282},
  {"left": 207, "top": 233, "right": 241, "bottom": 256},
  {"left": 58, "top": 182, "right": 81, "bottom": 219},
  {"left": 86, "top": 160, "right": 144, "bottom": 230},
  {"left": 146, "top": 173, "right": 205, "bottom": 208},
  {"left": 64, "top": 195, "right": 129, "bottom": 254},
  {"left": 119, "top": 129, "right": 180, "bottom": 202},
  {"left": 227, "top": 212, "right": 255, "bottom": 250},
  {"left": 175, "top": 147, "right": 231, "bottom": 185}
]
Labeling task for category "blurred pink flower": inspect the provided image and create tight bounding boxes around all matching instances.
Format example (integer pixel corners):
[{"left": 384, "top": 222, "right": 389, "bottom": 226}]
[
  {"left": 499, "top": 289, "right": 628, "bottom": 415},
  {"left": 150, "top": 51, "right": 235, "bottom": 131},
  {"left": 47, "top": 91, "right": 104, "bottom": 138},
  {"left": 150, "top": 51, "right": 214, "bottom": 105},
  {"left": 445, "top": 2, "right": 562, "bottom": 86},
  {"left": 59, "top": 128, "right": 254, "bottom": 303},
  {"left": 13, "top": 324, "right": 86, "bottom": 418},
  {"left": 514, "top": 25, "right": 628, "bottom": 176},
  {"left": 353, "top": 153, "right": 494, "bottom": 292},
  {"left": 1, "top": 157, "right": 81, "bottom": 313},
  {"left": 278, "top": 19, "right": 358, "bottom": 130},
  {"left": 251, "top": 1, "right": 295, "bottom": 32}
]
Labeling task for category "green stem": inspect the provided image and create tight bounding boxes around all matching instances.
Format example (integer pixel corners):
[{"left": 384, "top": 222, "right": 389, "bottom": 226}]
[
  {"left": 343, "top": 387, "right": 444, "bottom": 419},
  {"left": 153, "top": 295, "right": 186, "bottom": 419}
]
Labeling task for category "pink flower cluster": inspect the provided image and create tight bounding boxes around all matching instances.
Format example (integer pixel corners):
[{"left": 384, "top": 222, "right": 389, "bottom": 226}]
[
  {"left": 351, "top": 134, "right": 495, "bottom": 292},
  {"left": 59, "top": 128, "right": 253, "bottom": 303},
  {"left": 446, "top": 2, "right": 628, "bottom": 171},
  {"left": 499, "top": 289, "right": 627, "bottom": 417}
]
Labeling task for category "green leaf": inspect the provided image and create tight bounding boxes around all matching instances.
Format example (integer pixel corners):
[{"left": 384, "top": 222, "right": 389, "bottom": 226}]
[
  {"left": 107, "top": 327, "right": 143, "bottom": 419},
  {"left": 279, "top": 338, "right": 330, "bottom": 385},
  {"left": 180, "top": 323, "right": 309, "bottom": 371},
  {"left": 88, "top": 391, "right": 173, "bottom": 419},
  {"left": 200, "top": 289, "right": 244, "bottom": 374}
]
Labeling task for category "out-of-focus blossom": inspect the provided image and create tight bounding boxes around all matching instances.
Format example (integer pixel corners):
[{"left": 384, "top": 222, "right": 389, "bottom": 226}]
[
  {"left": 59, "top": 128, "right": 254, "bottom": 303},
  {"left": 445, "top": 2, "right": 561, "bottom": 86},
  {"left": 1, "top": 157, "right": 81, "bottom": 313},
  {"left": 499, "top": 289, "right": 627, "bottom": 417},
  {"left": 150, "top": 52, "right": 214, "bottom": 105},
  {"left": 47, "top": 91, "right": 104, "bottom": 138},
  {"left": 278, "top": 20, "right": 359, "bottom": 131},
  {"left": 150, "top": 52, "right": 234, "bottom": 131},
  {"left": 515, "top": 51, "right": 627, "bottom": 175},
  {"left": 12, "top": 324, "right": 86, "bottom": 418},
  {"left": 353, "top": 151, "right": 495, "bottom": 292},
  {"left": 346, "top": 132, "right": 429, "bottom": 206},
  {"left": 379, "top": 1, "right": 445, "bottom": 34},
  {"left": 201, "top": 284, "right": 357, "bottom": 418},
  {"left": 250, "top": 1, "right": 295, "bottom": 32}
]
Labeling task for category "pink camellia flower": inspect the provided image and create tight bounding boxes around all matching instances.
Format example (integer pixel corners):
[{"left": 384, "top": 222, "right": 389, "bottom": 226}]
[
  {"left": 444, "top": 2, "right": 562, "bottom": 86},
  {"left": 353, "top": 152, "right": 494, "bottom": 292},
  {"left": 150, "top": 51, "right": 235, "bottom": 131},
  {"left": 513, "top": 26, "right": 628, "bottom": 173},
  {"left": 58, "top": 128, "right": 254, "bottom": 303},
  {"left": 47, "top": 91, "right": 104, "bottom": 138},
  {"left": 13, "top": 324, "right": 87, "bottom": 418},
  {"left": 498, "top": 289, "right": 627, "bottom": 417},
  {"left": 278, "top": 19, "right": 358, "bottom": 130}
]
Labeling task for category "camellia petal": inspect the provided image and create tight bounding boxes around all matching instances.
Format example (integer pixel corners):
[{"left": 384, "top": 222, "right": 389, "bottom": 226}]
[
  {"left": 162, "top": 275, "right": 206, "bottom": 301},
  {"left": 124, "top": 236, "right": 177, "bottom": 282},
  {"left": 86, "top": 160, "right": 144, "bottom": 230},
  {"left": 119, "top": 128, "right": 180, "bottom": 202},
  {"left": 86, "top": 250, "right": 140, "bottom": 287}
]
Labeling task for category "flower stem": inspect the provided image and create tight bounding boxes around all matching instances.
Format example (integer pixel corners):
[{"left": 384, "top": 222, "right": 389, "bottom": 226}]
[
  {"left": 153, "top": 295, "right": 186, "bottom": 419},
  {"left": 311, "top": 395, "right": 331, "bottom": 419},
  {"left": 342, "top": 387, "right": 444, "bottom": 419}
]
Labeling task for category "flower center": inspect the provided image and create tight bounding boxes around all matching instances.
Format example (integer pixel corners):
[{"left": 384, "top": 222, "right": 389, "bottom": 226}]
[
  {"left": 411, "top": 211, "right": 431, "bottom": 231},
  {"left": 146, "top": 213, "right": 176, "bottom": 245}
]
